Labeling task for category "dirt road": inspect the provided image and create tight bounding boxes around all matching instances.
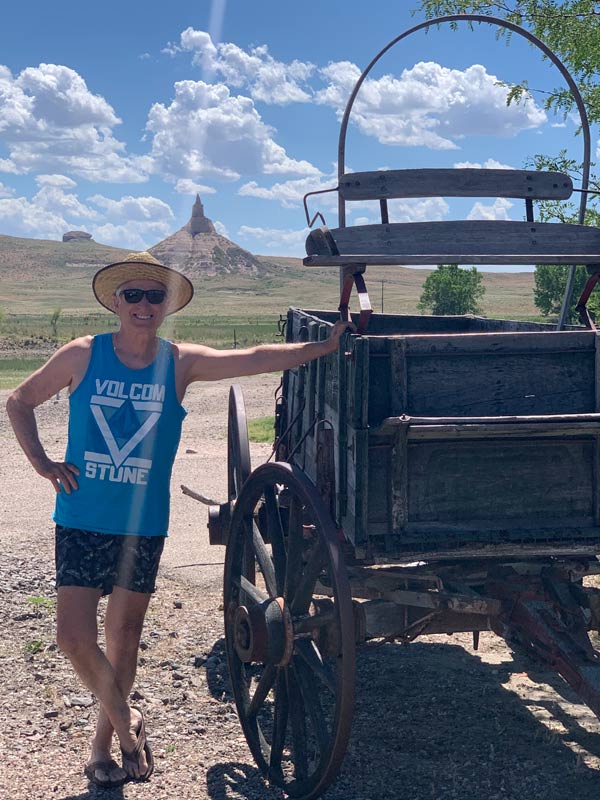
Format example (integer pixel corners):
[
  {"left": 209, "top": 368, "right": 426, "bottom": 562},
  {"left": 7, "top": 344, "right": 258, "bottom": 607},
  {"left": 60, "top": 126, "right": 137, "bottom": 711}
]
[{"left": 2, "top": 374, "right": 600, "bottom": 800}]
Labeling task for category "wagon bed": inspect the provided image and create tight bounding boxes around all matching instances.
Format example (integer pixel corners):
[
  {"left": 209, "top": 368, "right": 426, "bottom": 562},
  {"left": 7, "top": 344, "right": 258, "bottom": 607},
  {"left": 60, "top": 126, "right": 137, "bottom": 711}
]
[{"left": 280, "top": 308, "right": 600, "bottom": 559}]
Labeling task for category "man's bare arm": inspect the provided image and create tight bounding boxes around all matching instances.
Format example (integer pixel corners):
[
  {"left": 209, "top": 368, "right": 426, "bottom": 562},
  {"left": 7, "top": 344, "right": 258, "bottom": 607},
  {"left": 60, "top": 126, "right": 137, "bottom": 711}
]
[
  {"left": 6, "top": 338, "right": 90, "bottom": 493},
  {"left": 179, "top": 319, "right": 352, "bottom": 384}
]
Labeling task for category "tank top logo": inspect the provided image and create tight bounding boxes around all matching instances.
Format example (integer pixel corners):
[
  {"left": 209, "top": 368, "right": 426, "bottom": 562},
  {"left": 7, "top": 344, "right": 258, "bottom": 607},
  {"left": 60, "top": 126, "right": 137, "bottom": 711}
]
[{"left": 83, "top": 378, "right": 166, "bottom": 485}]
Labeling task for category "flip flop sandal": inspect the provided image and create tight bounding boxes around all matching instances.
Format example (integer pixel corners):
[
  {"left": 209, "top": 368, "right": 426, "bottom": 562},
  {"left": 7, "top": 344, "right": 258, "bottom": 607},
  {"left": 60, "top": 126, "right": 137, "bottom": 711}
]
[
  {"left": 121, "top": 706, "right": 154, "bottom": 782},
  {"left": 84, "top": 758, "right": 127, "bottom": 788}
]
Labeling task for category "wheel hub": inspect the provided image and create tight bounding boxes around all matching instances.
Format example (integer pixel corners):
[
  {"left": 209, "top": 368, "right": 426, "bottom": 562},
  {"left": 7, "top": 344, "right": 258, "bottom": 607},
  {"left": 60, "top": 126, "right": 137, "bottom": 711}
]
[{"left": 232, "top": 597, "right": 294, "bottom": 666}]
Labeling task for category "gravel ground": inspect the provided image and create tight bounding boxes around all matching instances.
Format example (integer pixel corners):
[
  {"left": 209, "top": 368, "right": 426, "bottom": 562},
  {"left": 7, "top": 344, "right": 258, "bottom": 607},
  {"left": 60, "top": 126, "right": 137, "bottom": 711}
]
[{"left": 2, "top": 374, "right": 600, "bottom": 800}]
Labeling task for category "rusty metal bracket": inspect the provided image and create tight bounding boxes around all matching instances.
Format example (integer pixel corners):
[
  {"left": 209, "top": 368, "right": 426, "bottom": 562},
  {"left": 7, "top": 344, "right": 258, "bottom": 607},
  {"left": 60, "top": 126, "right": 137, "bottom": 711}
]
[
  {"left": 302, "top": 186, "right": 339, "bottom": 228},
  {"left": 576, "top": 267, "right": 600, "bottom": 329},
  {"left": 339, "top": 267, "right": 372, "bottom": 333}
]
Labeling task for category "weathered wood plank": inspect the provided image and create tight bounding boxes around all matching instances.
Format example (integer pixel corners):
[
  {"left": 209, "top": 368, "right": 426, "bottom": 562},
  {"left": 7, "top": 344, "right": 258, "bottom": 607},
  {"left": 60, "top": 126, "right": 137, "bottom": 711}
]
[
  {"left": 389, "top": 338, "right": 408, "bottom": 416},
  {"left": 305, "top": 221, "right": 600, "bottom": 263},
  {"left": 390, "top": 421, "right": 409, "bottom": 532},
  {"left": 407, "top": 437, "right": 595, "bottom": 527},
  {"left": 305, "top": 253, "right": 600, "bottom": 266},
  {"left": 338, "top": 169, "right": 573, "bottom": 202},
  {"left": 405, "top": 422, "right": 600, "bottom": 440},
  {"left": 401, "top": 330, "right": 594, "bottom": 356},
  {"left": 404, "top": 350, "right": 595, "bottom": 417}
]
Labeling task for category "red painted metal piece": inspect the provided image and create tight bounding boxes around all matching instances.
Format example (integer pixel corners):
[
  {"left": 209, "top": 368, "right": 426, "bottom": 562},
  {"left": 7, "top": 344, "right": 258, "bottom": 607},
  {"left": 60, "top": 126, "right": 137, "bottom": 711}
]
[
  {"left": 488, "top": 568, "right": 600, "bottom": 718},
  {"left": 338, "top": 270, "right": 372, "bottom": 333},
  {"left": 577, "top": 271, "right": 600, "bottom": 329}
]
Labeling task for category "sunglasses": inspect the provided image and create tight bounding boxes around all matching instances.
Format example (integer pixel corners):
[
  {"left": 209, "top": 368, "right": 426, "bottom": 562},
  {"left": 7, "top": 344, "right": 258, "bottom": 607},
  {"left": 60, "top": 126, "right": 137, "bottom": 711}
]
[{"left": 118, "top": 288, "right": 167, "bottom": 305}]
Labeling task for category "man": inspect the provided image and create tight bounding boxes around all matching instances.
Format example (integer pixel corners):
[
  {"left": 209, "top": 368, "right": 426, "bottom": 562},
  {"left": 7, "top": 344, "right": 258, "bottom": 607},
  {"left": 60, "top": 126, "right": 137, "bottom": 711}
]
[{"left": 6, "top": 251, "right": 350, "bottom": 788}]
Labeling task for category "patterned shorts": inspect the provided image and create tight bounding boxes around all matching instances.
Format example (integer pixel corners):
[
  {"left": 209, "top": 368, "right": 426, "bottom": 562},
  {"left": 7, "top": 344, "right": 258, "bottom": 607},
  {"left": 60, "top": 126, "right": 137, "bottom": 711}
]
[{"left": 55, "top": 525, "right": 165, "bottom": 595}]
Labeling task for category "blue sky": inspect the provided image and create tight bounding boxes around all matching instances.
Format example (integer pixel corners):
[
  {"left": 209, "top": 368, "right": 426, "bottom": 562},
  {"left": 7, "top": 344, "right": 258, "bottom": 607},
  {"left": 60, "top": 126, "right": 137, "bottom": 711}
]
[{"left": 0, "top": 0, "right": 595, "bottom": 265}]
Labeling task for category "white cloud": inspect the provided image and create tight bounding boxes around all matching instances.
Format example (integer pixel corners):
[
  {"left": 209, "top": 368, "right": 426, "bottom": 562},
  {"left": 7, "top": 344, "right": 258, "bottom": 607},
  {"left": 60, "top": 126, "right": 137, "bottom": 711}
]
[
  {"left": 316, "top": 61, "right": 546, "bottom": 150},
  {"left": 146, "top": 79, "right": 319, "bottom": 182},
  {"left": 453, "top": 159, "right": 514, "bottom": 170},
  {"left": 0, "top": 186, "right": 174, "bottom": 248},
  {"left": 0, "top": 196, "right": 69, "bottom": 239},
  {"left": 0, "top": 181, "right": 14, "bottom": 198},
  {"left": 0, "top": 63, "right": 151, "bottom": 182},
  {"left": 467, "top": 197, "right": 513, "bottom": 220},
  {"left": 214, "top": 220, "right": 229, "bottom": 237},
  {"left": 239, "top": 174, "right": 337, "bottom": 209},
  {"left": 89, "top": 194, "right": 174, "bottom": 223},
  {"left": 174, "top": 178, "right": 216, "bottom": 195},
  {"left": 35, "top": 173, "right": 77, "bottom": 188},
  {"left": 346, "top": 197, "right": 449, "bottom": 225},
  {"left": 237, "top": 224, "right": 309, "bottom": 254},
  {"left": 91, "top": 221, "right": 172, "bottom": 250},
  {"left": 0, "top": 157, "right": 20, "bottom": 174},
  {"left": 175, "top": 28, "right": 315, "bottom": 105},
  {"left": 34, "top": 185, "right": 97, "bottom": 220},
  {"left": 87, "top": 194, "right": 175, "bottom": 249}
]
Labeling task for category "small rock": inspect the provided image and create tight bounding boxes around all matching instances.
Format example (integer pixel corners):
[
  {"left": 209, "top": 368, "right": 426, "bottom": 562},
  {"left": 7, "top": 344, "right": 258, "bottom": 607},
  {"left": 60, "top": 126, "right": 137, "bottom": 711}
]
[
  {"left": 173, "top": 673, "right": 185, "bottom": 681},
  {"left": 59, "top": 721, "right": 71, "bottom": 731},
  {"left": 131, "top": 690, "right": 145, "bottom": 701},
  {"left": 169, "top": 631, "right": 179, "bottom": 638},
  {"left": 185, "top": 448, "right": 197, "bottom": 454},
  {"left": 139, "top": 640, "right": 149, "bottom": 651},
  {"left": 174, "top": 600, "right": 183, "bottom": 609},
  {"left": 69, "top": 694, "right": 94, "bottom": 708},
  {"left": 44, "top": 710, "right": 59, "bottom": 719}
]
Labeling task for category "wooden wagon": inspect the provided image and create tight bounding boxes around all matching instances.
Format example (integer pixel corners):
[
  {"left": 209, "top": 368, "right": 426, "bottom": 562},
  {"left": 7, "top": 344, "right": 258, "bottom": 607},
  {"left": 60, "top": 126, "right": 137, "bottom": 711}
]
[{"left": 202, "top": 15, "right": 600, "bottom": 800}]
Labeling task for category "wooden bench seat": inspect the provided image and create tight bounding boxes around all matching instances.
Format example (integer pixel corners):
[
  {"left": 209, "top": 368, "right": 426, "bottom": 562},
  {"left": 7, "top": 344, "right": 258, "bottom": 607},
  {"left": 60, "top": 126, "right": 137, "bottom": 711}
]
[{"left": 304, "top": 220, "right": 600, "bottom": 267}]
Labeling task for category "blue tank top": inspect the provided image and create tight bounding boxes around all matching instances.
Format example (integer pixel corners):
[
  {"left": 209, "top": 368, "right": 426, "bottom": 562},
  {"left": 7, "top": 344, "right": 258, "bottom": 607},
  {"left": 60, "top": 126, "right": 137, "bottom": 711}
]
[{"left": 54, "top": 333, "right": 186, "bottom": 536}]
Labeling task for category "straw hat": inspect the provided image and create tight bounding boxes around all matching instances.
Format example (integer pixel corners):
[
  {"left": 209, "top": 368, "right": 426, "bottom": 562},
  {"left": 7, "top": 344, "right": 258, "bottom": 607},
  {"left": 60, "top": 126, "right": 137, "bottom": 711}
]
[{"left": 92, "top": 252, "right": 194, "bottom": 315}]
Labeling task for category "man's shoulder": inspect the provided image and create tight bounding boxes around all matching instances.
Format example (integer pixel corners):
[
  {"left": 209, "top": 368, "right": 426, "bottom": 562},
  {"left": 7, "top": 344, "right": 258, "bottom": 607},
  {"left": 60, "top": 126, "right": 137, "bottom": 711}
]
[{"left": 57, "top": 335, "right": 94, "bottom": 357}]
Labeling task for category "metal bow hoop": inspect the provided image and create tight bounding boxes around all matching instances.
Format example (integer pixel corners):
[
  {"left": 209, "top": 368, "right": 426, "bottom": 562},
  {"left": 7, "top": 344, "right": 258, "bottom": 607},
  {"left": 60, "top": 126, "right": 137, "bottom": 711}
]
[{"left": 336, "top": 14, "right": 592, "bottom": 330}]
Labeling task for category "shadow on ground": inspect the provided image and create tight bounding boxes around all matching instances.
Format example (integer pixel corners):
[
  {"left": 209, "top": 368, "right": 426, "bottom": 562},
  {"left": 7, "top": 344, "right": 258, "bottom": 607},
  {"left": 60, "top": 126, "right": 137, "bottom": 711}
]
[{"left": 206, "top": 638, "right": 600, "bottom": 800}]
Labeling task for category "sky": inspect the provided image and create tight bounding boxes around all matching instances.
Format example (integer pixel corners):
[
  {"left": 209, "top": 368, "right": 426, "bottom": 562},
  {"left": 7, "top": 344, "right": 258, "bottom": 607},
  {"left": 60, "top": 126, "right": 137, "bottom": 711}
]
[{"left": 0, "top": 0, "right": 596, "bottom": 267}]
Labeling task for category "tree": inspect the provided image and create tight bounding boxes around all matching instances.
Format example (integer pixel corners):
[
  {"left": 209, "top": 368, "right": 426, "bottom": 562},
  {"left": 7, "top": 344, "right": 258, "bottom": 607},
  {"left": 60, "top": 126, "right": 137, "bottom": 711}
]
[
  {"left": 418, "top": 264, "right": 485, "bottom": 314},
  {"left": 416, "top": 2, "right": 600, "bottom": 124}
]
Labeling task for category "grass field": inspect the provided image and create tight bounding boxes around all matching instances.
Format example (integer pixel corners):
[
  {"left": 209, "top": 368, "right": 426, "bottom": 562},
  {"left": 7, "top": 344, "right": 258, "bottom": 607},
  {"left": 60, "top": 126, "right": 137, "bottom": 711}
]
[
  {"left": 0, "top": 358, "right": 46, "bottom": 390},
  {"left": 0, "top": 232, "right": 550, "bottom": 390}
]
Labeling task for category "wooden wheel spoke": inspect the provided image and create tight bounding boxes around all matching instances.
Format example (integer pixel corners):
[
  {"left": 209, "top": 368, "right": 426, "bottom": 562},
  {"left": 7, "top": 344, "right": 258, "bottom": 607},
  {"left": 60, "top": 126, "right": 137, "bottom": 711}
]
[
  {"left": 269, "top": 670, "right": 289, "bottom": 777},
  {"left": 264, "top": 485, "right": 287, "bottom": 595},
  {"left": 248, "top": 664, "right": 277, "bottom": 718},
  {"left": 285, "top": 495, "right": 304, "bottom": 605},
  {"left": 250, "top": 520, "right": 277, "bottom": 597},
  {"left": 294, "top": 659, "right": 330, "bottom": 755},
  {"left": 290, "top": 541, "right": 326, "bottom": 615},
  {"left": 286, "top": 666, "right": 309, "bottom": 780},
  {"left": 295, "top": 639, "right": 337, "bottom": 695},
  {"left": 232, "top": 575, "right": 268, "bottom": 606}
]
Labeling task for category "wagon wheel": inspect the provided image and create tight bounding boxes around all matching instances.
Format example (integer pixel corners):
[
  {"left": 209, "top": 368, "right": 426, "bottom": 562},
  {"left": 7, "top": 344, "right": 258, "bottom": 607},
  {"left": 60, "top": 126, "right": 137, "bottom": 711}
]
[
  {"left": 224, "top": 462, "right": 355, "bottom": 800},
  {"left": 228, "top": 384, "right": 251, "bottom": 502},
  {"left": 227, "top": 384, "right": 254, "bottom": 587}
]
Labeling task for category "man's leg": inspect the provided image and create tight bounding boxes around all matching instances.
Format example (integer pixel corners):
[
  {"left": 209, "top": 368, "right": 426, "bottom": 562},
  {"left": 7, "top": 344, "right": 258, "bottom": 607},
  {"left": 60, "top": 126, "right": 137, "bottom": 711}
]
[
  {"left": 56, "top": 586, "right": 146, "bottom": 778},
  {"left": 91, "top": 586, "right": 151, "bottom": 779}
]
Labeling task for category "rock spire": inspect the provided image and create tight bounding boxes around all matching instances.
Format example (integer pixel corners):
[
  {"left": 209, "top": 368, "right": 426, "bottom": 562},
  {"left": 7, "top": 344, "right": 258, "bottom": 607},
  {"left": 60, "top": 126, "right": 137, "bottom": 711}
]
[{"left": 189, "top": 194, "right": 215, "bottom": 236}]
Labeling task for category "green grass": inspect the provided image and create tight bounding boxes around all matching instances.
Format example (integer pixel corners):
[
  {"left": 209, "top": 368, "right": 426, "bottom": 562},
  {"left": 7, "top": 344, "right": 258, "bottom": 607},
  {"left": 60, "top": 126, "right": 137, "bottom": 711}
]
[
  {"left": 24, "top": 639, "right": 45, "bottom": 655},
  {"left": 0, "top": 358, "right": 46, "bottom": 389},
  {"left": 248, "top": 416, "right": 276, "bottom": 443},
  {"left": 26, "top": 596, "right": 55, "bottom": 610}
]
